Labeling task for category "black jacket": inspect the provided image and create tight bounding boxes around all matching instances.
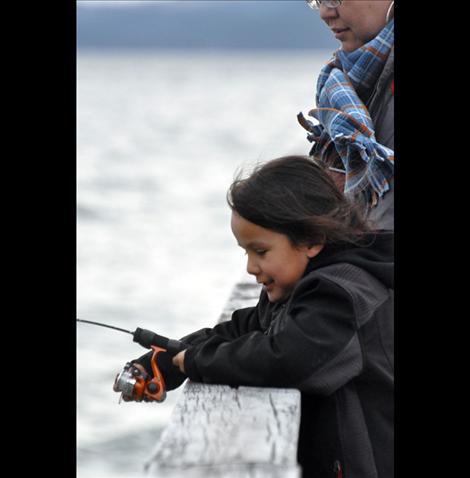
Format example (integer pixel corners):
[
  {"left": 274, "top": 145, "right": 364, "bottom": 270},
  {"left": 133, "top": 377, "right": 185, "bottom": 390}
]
[{"left": 136, "top": 232, "right": 394, "bottom": 478}]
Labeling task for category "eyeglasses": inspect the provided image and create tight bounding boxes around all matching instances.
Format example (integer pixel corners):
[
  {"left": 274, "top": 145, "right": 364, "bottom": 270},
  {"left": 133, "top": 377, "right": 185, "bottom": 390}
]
[{"left": 306, "top": 0, "right": 343, "bottom": 10}]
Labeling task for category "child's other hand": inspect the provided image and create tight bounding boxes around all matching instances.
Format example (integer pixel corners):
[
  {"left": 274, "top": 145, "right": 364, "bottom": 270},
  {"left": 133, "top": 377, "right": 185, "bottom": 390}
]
[{"left": 172, "top": 350, "right": 187, "bottom": 374}]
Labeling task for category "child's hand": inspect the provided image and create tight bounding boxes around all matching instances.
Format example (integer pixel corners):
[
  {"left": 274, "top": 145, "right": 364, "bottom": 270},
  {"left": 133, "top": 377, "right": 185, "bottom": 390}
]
[{"left": 172, "top": 350, "right": 187, "bottom": 374}]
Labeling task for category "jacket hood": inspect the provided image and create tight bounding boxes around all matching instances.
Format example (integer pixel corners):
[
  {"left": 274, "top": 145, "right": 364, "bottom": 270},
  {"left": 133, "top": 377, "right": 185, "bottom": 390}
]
[{"left": 304, "top": 231, "right": 394, "bottom": 290}]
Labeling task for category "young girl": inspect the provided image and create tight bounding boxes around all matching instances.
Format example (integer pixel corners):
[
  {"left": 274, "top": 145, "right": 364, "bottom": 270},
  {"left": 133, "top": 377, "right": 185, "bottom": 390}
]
[{"left": 129, "top": 155, "right": 393, "bottom": 478}]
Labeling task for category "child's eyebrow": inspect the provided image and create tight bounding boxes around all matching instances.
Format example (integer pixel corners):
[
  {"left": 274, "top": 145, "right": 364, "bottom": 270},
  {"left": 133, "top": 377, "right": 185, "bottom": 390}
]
[{"left": 238, "top": 241, "right": 269, "bottom": 250}]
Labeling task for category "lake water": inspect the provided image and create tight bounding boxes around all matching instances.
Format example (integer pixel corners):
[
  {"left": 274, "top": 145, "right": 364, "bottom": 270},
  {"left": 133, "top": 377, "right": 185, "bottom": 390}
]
[{"left": 77, "top": 49, "right": 330, "bottom": 478}]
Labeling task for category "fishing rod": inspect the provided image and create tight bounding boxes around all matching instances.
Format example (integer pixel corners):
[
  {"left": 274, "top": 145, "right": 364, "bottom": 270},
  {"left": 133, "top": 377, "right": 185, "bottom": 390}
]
[
  {"left": 76, "top": 318, "right": 133, "bottom": 335},
  {"left": 76, "top": 318, "right": 186, "bottom": 354},
  {"left": 77, "top": 318, "right": 186, "bottom": 403}
]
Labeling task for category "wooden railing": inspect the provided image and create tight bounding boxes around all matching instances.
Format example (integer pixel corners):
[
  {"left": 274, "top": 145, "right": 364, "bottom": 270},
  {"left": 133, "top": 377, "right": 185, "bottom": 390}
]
[{"left": 144, "top": 274, "right": 302, "bottom": 477}]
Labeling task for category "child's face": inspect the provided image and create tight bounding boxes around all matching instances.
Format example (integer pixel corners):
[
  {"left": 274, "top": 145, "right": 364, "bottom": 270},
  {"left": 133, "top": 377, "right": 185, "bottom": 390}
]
[{"left": 231, "top": 212, "right": 323, "bottom": 303}]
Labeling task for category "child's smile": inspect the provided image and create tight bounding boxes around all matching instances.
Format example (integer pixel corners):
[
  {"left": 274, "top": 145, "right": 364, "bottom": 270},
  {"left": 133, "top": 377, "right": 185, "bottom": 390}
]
[{"left": 231, "top": 212, "right": 323, "bottom": 303}]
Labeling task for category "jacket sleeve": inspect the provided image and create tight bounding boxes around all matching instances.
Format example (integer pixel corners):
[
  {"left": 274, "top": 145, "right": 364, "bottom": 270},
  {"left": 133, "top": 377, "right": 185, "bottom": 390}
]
[
  {"left": 184, "top": 277, "right": 363, "bottom": 396},
  {"left": 131, "top": 304, "right": 261, "bottom": 390},
  {"left": 180, "top": 304, "right": 263, "bottom": 346}
]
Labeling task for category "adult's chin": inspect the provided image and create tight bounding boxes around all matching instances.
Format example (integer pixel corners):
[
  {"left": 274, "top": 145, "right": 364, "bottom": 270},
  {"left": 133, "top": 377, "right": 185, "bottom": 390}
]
[{"left": 340, "top": 39, "right": 364, "bottom": 52}]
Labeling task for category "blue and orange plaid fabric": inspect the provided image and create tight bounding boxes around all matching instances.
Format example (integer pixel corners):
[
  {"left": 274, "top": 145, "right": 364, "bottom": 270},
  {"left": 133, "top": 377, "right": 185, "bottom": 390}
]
[{"left": 298, "top": 20, "right": 394, "bottom": 207}]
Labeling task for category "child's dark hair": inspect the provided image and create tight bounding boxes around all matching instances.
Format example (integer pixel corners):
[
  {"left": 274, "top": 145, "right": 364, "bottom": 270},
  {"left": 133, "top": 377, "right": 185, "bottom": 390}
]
[{"left": 227, "top": 155, "right": 370, "bottom": 247}]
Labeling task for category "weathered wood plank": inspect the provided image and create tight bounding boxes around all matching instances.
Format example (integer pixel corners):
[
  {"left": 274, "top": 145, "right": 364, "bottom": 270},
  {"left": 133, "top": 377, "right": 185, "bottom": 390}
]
[
  {"left": 146, "top": 463, "right": 300, "bottom": 478},
  {"left": 145, "top": 276, "right": 302, "bottom": 477},
  {"left": 145, "top": 382, "right": 301, "bottom": 477}
]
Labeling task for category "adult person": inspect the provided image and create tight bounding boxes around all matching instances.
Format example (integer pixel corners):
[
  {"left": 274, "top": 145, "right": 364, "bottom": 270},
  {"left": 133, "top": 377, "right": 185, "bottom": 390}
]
[{"left": 298, "top": 0, "right": 394, "bottom": 230}]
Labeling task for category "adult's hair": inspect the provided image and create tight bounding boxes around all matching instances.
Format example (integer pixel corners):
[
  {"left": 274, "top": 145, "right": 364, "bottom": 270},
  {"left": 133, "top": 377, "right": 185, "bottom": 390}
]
[{"left": 227, "top": 155, "right": 370, "bottom": 247}]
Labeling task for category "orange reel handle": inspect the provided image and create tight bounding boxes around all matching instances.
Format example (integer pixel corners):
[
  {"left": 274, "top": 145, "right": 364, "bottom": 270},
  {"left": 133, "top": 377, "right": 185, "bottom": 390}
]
[{"left": 143, "top": 345, "right": 167, "bottom": 402}]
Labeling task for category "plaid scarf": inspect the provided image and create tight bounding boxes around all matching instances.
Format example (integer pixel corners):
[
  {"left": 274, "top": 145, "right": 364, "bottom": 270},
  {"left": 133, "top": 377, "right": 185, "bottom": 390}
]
[{"left": 298, "top": 20, "right": 394, "bottom": 207}]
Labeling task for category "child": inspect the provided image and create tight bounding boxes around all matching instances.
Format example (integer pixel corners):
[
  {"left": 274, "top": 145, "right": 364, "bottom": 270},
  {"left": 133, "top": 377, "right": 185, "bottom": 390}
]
[{"left": 128, "top": 155, "right": 393, "bottom": 478}]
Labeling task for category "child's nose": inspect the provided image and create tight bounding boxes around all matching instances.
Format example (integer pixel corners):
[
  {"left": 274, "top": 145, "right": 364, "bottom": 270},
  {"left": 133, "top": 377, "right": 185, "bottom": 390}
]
[{"left": 246, "top": 256, "right": 260, "bottom": 276}]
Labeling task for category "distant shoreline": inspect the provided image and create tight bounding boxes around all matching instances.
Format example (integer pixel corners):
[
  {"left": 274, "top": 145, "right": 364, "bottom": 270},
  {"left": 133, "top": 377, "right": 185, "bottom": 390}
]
[{"left": 77, "top": 1, "right": 338, "bottom": 51}]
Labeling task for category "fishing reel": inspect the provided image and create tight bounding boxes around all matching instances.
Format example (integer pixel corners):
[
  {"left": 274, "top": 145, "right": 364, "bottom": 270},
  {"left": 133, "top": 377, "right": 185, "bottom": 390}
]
[
  {"left": 113, "top": 345, "right": 167, "bottom": 403},
  {"left": 77, "top": 319, "right": 187, "bottom": 403}
]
